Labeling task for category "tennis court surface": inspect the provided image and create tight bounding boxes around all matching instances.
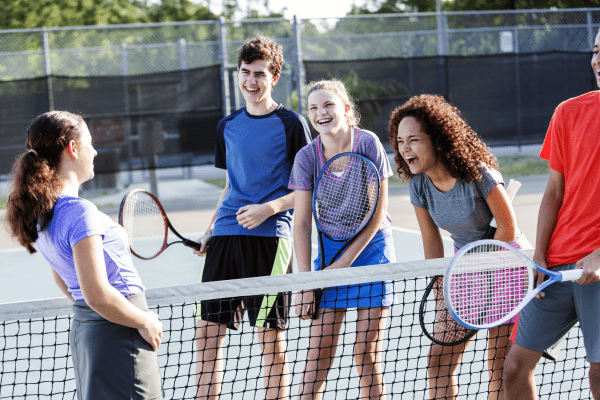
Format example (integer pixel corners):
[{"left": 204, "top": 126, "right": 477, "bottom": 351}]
[
  {"left": 0, "top": 232, "right": 591, "bottom": 398},
  {"left": 0, "top": 167, "right": 590, "bottom": 399}
]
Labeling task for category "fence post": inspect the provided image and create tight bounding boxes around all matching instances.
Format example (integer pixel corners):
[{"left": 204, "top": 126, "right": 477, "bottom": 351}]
[
  {"left": 293, "top": 15, "right": 304, "bottom": 115},
  {"left": 178, "top": 38, "right": 188, "bottom": 71},
  {"left": 178, "top": 38, "right": 192, "bottom": 178},
  {"left": 218, "top": 17, "right": 231, "bottom": 117},
  {"left": 514, "top": 29, "right": 522, "bottom": 150},
  {"left": 178, "top": 39, "right": 189, "bottom": 107},
  {"left": 42, "top": 30, "right": 54, "bottom": 110},
  {"left": 436, "top": 3, "right": 448, "bottom": 56},
  {"left": 121, "top": 43, "right": 134, "bottom": 185},
  {"left": 588, "top": 10, "right": 594, "bottom": 48}
]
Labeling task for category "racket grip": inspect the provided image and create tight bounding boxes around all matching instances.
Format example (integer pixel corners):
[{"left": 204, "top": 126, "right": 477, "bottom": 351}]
[
  {"left": 311, "top": 289, "right": 323, "bottom": 320},
  {"left": 560, "top": 269, "right": 584, "bottom": 281},
  {"left": 490, "top": 179, "right": 521, "bottom": 228},
  {"left": 183, "top": 239, "right": 201, "bottom": 251}
]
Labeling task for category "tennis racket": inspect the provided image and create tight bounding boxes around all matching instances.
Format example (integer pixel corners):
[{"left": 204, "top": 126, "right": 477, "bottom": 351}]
[
  {"left": 444, "top": 239, "right": 583, "bottom": 330},
  {"left": 418, "top": 179, "right": 521, "bottom": 345},
  {"left": 310, "top": 152, "right": 381, "bottom": 319},
  {"left": 119, "top": 189, "right": 200, "bottom": 260}
]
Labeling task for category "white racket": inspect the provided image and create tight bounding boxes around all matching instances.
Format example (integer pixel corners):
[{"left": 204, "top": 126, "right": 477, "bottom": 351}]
[
  {"left": 490, "top": 179, "right": 521, "bottom": 228},
  {"left": 444, "top": 239, "right": 582, "bottom": 330}
]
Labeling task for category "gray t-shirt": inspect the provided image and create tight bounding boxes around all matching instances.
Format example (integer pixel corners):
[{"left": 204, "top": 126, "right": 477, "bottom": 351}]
[{"left": 409, "top": 166, "right": 503, "bottom": 249}]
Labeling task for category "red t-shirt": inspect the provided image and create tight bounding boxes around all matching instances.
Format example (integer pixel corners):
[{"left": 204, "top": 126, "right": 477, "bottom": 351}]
[{"left": 539, "top": 91, "right": 600, "bottom": 267}]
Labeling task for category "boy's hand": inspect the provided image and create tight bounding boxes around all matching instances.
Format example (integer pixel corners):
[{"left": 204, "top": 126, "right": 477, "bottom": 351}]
[{"left": 236, "top": 204, "right": 273, "bottom": 229}]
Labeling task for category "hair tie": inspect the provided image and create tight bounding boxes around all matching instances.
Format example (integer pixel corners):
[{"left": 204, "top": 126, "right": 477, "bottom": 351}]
[{"left": 28, "top": 149, "right": 38, "bottom": 157}]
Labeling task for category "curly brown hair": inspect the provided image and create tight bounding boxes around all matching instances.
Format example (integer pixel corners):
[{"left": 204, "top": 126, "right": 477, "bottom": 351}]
[
  {"left": 387, "top": 94, "right": 497, "bottom": 182},
  {"left": 237, "top": 36, "right": 283, "bottom": 77},
  {"left": 5, "top": 111, "right": 86, "bottom": 254}
]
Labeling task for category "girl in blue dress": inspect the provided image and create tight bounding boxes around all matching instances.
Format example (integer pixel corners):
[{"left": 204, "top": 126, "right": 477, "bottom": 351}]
[{"left": 289, "top": 80, "right": 397, "bottom": 400}]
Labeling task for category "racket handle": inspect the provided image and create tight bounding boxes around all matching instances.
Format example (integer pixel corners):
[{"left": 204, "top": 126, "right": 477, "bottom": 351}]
[
  {"left": 560, "top": 269, "right": 584, "bottom": 281},
  {"left": 183, "top": 239, "right": 201, "bottom": 251},
  {"left": 490, "top": 179, "right": 521, "bottom": 228},
  {"left": 311, "top": 289, "right": 323, "bottom": 320}
]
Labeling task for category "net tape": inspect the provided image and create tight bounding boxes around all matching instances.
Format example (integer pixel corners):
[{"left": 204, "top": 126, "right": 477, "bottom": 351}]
[{"left": 0, "top": 250, "right": 591, "bottom": 399}]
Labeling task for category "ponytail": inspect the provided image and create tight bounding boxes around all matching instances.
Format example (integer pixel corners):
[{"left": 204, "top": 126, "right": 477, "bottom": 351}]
[{"left": 5, "top": 111, "right": 85, "bottom": 253}]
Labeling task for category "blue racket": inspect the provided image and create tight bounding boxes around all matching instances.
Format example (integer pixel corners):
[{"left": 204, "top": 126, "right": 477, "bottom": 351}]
[
  {"left": 310, "top": 152, "right": 381, "bottom": 319},
  {"left": 444, "top": 239, "right": 583, "bottom": 330}
]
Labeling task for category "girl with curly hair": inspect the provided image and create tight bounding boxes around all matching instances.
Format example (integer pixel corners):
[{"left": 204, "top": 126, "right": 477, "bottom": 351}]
[
  {"left": 388, "top": 94, "right": 530, "bottom": 400},
  {"left": 290, "top": 80, "right": 397, "bottom": 399},
  {"left": 5, "top": 111, "right": 163, "bottom": 400}
]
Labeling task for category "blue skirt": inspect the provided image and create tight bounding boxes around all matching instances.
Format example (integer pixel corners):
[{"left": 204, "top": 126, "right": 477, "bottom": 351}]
[{"left": 314, "top": 227, "right": 398, "bottom": 308}]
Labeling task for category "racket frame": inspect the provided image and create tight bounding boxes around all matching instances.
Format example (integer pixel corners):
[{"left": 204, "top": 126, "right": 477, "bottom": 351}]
[
  {"left": 119, "top": 189, "right": 200, "bottom": 260},
  {"left": 444, "top": 239, "right": 582, "bottom": 330},
  {"left": 418, "top": 179, "right": 521, "bottom": 344},
  {"left": 311, "top": 152, "right": 381, "bottom": 319},
  {"left": 418, "top": 275, "right": 478, "bottom": 346}
]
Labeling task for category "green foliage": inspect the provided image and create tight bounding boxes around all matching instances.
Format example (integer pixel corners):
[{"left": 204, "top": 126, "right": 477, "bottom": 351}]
[
  {"left": 496, "top": 155, "right": 550, "bottom": 177},
  {"left": 0, "top": 0, "right": 151, "bottom": 29},
  {"left": 0, "top": 0, "right": 218, "bottom": 30},
  {"left": 147, "top": 0, "right": 216, "bottom": 23},
  {"left": 348, "top": 0, "right": 600, "bottom": 14},
  {"left": 203, "top": 178, "right": 227, "bottom": 188}
]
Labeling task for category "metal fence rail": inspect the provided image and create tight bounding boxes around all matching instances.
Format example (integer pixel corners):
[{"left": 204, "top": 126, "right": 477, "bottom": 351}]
[
  {"left": 1, "top": 8, "right": 599, "bottom": 78},
  {"left": 0, "top": 8, "right": 598, "bottom": 116},
  {"left": 0, "top": 7, "right": 598, "bottom": 192}
]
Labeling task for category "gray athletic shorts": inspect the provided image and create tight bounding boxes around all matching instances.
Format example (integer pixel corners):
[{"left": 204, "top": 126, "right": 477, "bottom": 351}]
[
  {"left": 515, "top": 263, "right": 600, "bottom": 363},
  {"left": 71, "top": 293, "right": 164, "bottom": 400}
]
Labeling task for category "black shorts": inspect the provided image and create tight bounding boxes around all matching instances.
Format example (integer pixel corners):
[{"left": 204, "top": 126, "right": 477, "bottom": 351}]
[{"left": 195, "top": 235, "right": 293, "bottom": 330}]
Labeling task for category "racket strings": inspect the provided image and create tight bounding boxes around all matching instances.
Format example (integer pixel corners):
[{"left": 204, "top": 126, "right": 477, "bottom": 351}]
[
  {"left": 122, "top": 192, "right": 168, "bottom": 259},
  {"left": 426, "top": 277, "right": 475, "bottom": 344},
  {"left": 448, "top": 243, "right": 531, "bottom": 327},
  {"left": 315, "top": 155, "right": 379, "bottom": 240}
]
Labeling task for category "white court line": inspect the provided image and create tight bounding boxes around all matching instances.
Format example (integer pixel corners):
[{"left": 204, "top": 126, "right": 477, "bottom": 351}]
[
  {"left": 390, "top": 225, "right": 422, "bottom": 235},
  {"left": 0, "top": 247, "right": 31, "bottom": 253},
  {"left": 0, "top": 226, "right": 436, "bottom": 253}
]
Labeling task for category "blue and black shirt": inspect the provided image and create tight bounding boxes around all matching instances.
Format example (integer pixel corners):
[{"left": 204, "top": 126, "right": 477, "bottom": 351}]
[{"left": 212, "top": 104, "right": 311, "bottom": 240}]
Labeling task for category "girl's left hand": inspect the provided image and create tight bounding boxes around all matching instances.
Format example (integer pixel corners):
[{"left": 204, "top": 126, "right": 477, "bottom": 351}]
[{"left": 295, "top": 289, "right": 315, "bottom": 320}]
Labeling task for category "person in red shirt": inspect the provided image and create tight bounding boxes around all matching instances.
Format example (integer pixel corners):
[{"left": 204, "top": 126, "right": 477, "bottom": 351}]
[{"left": 503, "top": 30, "right": 600, "bottom": 399}]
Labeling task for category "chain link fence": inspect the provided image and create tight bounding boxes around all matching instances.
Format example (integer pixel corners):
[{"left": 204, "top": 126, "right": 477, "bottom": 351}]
[
  {"left": 0, "top": 8, "right": 599, "bottom": 194},
  {"left": 1, "top": 9, "right": 598, "bottom": 78}
]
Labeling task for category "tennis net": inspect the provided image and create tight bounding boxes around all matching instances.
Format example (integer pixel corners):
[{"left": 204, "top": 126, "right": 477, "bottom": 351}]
[{"left": 0, "top": 252, "right": 591, "bottom": 399}]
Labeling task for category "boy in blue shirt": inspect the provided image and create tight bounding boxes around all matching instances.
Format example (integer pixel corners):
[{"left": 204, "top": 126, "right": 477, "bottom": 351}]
[{"left": 193, "top": 36, "right": 311, "bottom": 399}]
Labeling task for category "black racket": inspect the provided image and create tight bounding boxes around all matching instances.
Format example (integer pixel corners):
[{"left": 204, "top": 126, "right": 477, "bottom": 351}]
[
  {"left": 118, "top": 189, "right": 200, "bottom": 260},
  {"left": 419, "top": 275, "right": 478, "bottom": 345},
  {"left": 418, "top": 179, "right": 521, "bottom": 345},
  {"left": 310, "top": 153, "right": 381, "bottom": 319}
]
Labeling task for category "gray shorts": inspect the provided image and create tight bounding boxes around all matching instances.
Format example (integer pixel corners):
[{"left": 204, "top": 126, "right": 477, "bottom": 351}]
[
  {"left": 515, "top": 263, "right": 600, "bottom": 363},
  {"left": 71, "top": 293, "right": 163, "bottom": 400}
]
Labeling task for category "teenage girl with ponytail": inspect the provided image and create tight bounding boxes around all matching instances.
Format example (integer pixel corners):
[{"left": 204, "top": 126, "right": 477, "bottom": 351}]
[{"left": 5, "top": 111, "right": 164, "bottom": 400}]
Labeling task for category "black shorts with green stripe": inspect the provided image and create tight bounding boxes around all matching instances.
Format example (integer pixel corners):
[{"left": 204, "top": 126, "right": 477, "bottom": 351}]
[{"left": 195, "top": 235, "right": 293, "bottom": 331}]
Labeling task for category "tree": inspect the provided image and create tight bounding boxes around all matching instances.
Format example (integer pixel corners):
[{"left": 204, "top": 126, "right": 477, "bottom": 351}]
[
  {"left": 0, "top": 0, "right": 219, "bottom": 30},
  {"left": 148, "top": 0, "right": 216, "bottom": 23},
  {"left": 348, "top": 0, "right": 600, "bottom": 14},
  {"left": 0, "top": 0, "right": 151, "bottom": 29}
]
